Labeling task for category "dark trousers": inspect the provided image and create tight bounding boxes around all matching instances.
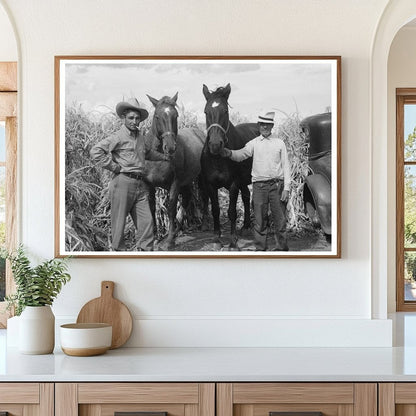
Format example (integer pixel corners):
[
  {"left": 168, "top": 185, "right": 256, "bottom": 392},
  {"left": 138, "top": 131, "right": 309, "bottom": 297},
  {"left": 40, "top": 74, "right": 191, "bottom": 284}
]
[
  {"left": 109, "top": 174, "right": 154, "bottom": 251},
  {"left": 252, "top": 180, "right": 288, "bottom": 251}
]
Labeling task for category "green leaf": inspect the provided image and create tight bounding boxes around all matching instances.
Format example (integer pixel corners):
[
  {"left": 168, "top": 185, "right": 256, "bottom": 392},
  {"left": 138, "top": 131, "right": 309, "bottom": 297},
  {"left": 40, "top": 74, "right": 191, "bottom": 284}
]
[{"left": 5, "top": 245, "right": 71, "bottom": 316}]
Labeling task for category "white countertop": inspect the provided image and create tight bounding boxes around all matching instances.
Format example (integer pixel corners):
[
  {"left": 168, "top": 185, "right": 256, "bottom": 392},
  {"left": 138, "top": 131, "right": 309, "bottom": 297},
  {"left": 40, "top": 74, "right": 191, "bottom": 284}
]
[
  {"left": 3, "top": 313, "right": 416, "bottom": 382},
  {"left": 2, "top": 345, "right": 416, "bottom": 382}
]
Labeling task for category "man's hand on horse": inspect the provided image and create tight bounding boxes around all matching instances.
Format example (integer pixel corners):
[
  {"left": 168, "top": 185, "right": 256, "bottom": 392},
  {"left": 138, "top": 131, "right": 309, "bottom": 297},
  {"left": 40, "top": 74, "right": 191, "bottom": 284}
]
[{"left": 220, "top": 147, "right": 232, "bottom": 158}]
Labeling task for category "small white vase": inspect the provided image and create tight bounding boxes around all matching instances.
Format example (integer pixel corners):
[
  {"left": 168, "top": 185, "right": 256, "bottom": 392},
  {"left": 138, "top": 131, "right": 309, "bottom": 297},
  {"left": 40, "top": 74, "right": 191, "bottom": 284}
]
[{"left": 19, "top": 305, "right": 55, "bottom": 354}]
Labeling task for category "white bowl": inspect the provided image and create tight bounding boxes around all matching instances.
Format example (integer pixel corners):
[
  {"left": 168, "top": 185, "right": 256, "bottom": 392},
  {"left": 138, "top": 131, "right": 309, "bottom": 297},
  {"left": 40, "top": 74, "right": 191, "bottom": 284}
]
[{"left": 60, "top": 323, "right": 112, "bottom": 356}]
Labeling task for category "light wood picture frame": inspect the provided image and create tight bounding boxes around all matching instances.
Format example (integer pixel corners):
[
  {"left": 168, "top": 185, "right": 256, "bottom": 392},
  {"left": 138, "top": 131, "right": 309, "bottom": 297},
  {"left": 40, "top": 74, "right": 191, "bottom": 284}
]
[{"left": 55, "top": 56, "right": 341, "bottom": 258}]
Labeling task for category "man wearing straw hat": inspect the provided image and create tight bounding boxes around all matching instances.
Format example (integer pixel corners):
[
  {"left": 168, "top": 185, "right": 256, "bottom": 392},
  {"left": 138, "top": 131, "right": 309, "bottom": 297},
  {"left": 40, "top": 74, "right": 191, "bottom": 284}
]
[
  {"left": 90, "top": 98, "right": 168, "bottom": 251},
  {"left": 220, "top": 111, "right": 291, "bottom": 251}
]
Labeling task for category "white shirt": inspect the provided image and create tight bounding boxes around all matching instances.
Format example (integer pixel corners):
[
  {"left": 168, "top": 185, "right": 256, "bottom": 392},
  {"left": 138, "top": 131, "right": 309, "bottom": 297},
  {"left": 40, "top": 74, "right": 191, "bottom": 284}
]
[{"left": 230, "top": 134, "right": 291, "bottom": 191}]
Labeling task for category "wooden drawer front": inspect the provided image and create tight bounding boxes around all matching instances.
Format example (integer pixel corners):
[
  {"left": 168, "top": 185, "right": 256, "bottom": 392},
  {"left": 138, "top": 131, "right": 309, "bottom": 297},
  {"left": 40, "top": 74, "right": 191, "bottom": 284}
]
[
  {"left": 57, "top": 383, "right": 215, "bottom": 416},
  {"left": 78, "top": 383, "right": 200, "bottom": 404},
  {"left": 395, "top": 383, "right": 416, "bottom": 404},
  {"left": 236, "top": 403, "right": 345, "bottom": 416},
  {"left": 0, "top": 383, "right": 53, "bottom": 416},
  {"left": 218, "top": 384, "right": 376, "bottom": 416},
  {"left": 80, "top": 403, "right": 188, "bottom": 416},
  {"left": 0, "top": 383, "right": 39, "bottom": 403},
  {"left": 379, "top": 383, "right": 416, "bottom": 416},
  {"left": 233, "top": 384, "right": 354, "bottom": 404},
  {"left": 0, "top": 405, "right": 32, "bottom": 416}
]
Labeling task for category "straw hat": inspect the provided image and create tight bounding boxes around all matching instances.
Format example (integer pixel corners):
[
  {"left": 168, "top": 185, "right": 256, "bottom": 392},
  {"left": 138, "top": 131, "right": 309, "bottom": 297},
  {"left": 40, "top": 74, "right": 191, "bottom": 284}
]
[
  {"left": 116, "top": 98, "right": 149, "bottom": 121},
  {"left": 257, "top": 111, "right": 275, "bottom": 124}
]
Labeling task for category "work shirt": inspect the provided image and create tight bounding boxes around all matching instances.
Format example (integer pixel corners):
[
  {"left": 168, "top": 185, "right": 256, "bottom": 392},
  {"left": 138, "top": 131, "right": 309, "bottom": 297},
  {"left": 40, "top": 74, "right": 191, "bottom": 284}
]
[
  {"left": 90, "top": 125, "right": 165, "bottom": 175},
  {"left": 230, "top": 134, "right": 291, "bottom": 191}
]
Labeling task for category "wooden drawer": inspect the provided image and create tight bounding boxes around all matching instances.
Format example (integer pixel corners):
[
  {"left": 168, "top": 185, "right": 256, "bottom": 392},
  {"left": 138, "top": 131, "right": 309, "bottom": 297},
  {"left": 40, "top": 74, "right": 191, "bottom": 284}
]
[
  {"left": 217, "top": 383, "right": 377, "bottom": 416},
  {"left": 55, "top": 383, "right": 215, "bottom": 416},
  {"left": 0, "top": 383, "right": 53, "bottom": 415},
  {"left": 379, "top": 383, "right": 416, "bottom": 416}
]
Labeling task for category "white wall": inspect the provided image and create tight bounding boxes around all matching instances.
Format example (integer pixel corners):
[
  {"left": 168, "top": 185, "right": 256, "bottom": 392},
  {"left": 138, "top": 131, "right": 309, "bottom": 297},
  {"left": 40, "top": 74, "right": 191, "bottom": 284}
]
[
  {"left": 0, "top": 0, "right": 394, "bottom": 347},
  {"left": 0, "top": 3, "right": 16, "bottom": 61},
  {"left": 387, "top": 26, "right": 416, "bottom": 312}
]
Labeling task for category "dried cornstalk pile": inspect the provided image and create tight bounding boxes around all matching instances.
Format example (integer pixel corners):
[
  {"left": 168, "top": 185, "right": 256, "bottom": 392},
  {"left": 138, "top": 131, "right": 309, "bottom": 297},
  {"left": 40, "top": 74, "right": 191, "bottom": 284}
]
[
  {"left": 65, "top": 106, "right": 118, "bottom": 251},
  {"left": 275, "top": 113, "right": 310, "bottom": 232}
]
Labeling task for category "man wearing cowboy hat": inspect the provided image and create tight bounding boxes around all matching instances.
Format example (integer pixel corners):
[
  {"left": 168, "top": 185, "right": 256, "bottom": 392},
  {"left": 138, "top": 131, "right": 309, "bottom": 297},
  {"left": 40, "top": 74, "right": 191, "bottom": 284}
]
[
  {"left": 220, "top": 111, "right": 291, "bottom": 251},
  {"left": 90, "top": 97, "right": 168, "bottom": 251}
]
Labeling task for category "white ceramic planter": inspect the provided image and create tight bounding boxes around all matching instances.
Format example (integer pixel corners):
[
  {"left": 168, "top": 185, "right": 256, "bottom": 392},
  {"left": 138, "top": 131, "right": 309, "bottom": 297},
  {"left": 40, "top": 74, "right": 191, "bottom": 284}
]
[{"left": 19, "top": 305, "right": 55, "bottom": 354}]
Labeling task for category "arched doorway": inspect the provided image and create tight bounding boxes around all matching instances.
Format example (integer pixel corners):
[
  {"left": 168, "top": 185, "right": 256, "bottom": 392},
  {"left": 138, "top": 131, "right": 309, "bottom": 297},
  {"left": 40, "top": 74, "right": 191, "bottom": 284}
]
[{"left": 371, "top": 0, "right": 416, "bottom": 318}]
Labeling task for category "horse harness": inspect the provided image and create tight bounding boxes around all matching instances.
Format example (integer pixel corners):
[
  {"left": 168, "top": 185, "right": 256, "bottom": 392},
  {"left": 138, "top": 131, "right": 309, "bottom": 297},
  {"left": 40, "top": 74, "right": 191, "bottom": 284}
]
[
  {"left": 206, "top": 121, "right": 230, "bottom": 144},
  {"left": 158, "top": 130, "right": 177, "bottom": 148}
]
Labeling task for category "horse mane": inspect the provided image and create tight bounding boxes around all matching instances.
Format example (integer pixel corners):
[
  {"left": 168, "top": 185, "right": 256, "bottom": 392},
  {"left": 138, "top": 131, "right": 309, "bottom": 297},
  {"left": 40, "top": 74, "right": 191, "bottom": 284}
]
[
  {"left": 157, "top": 96, "right": 178, "bottom": 108},
  {"left": 151, "top": 118, "right": 159, "bottom": 139},
  {"left": 210, "top": 86, "right": 230, "bottom": 99}
]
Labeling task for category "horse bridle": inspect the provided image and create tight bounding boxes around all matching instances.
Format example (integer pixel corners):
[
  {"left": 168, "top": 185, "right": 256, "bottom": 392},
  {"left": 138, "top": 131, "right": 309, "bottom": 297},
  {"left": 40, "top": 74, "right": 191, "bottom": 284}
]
[
  {"left": 160, "top": 131, "right": 176, "bottom": 139},
  {"left": 158, "top": 131, "right": 177, "bottom": 155},
  {"left": 155, "top": 102, "right": 178, "bottom": 143},
  {"left": 206, "top": 121, "right": 230, "bottom": 144}
]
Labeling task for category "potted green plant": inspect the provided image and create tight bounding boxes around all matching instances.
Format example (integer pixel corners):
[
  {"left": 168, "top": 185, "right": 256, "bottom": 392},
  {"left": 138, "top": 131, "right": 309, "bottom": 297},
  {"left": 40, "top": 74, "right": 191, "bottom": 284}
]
[{"left": 4, "top": 245, "right": 71, "bottom": 354}]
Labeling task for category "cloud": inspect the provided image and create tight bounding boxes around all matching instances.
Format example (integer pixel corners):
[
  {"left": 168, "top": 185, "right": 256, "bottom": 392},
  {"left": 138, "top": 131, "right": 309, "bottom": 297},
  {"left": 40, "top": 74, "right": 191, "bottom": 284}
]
[
  {"left": 153, "top": 63, "right": 260, "bottom": 74},
  {"left": 63, "top": 59, "right": 335, "bottom": 122},
  {"left": 66, "top": 65, "right": 90, "bottom": 75}
]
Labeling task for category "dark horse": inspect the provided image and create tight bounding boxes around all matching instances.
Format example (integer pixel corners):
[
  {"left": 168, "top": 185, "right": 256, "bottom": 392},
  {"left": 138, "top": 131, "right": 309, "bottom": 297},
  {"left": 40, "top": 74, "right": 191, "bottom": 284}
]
[
  {"left": 143, "top": 93, "right": 205, "bottom": 250},
  {"left": 200, "top": 83, "right": 259, "bottom": 248}
]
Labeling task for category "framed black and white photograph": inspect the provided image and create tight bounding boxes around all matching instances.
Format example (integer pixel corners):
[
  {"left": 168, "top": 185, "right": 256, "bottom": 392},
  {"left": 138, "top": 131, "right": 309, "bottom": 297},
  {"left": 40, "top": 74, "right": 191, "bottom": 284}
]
[{"left": 55, "top": 56, "right": 341, "bottom": 258}]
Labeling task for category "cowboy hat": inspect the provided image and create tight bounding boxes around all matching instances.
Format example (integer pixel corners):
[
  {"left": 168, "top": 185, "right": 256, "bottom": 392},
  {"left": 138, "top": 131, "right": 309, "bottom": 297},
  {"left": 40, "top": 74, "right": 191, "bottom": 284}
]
[
  {"left": 116, "top": 98, "right": 149, "bottom": 121},
  {"left": 257, "top": 111, "right": 275, "bottom": 124}
]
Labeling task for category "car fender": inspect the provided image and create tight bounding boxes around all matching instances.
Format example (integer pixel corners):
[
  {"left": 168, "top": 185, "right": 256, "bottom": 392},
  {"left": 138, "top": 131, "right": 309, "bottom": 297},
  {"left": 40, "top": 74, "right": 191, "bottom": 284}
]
[{"left": 304, "top": 174, "right": 331, "bottom": 235}]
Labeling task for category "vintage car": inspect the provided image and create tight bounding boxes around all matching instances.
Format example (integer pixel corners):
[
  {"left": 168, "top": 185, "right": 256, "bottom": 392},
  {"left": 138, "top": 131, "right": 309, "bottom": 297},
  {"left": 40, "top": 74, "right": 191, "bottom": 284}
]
[{"left": 300, "top": 112, "right": 332, "bottom": 237}]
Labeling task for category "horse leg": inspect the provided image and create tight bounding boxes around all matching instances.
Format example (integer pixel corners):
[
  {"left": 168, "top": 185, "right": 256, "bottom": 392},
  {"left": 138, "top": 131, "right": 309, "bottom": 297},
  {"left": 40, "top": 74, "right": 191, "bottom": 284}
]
[
  {"left": 179, "top": 184, "right": 193, "bottom": 231},
  {"left": 208, "top": 184, "right": 221, "bottom": 240},
  {"left": 241, "top": 184, "right": 252, "bottom": 231},
  {"left": 164, "top": 180, "right": 180, "bottom": 250},
  {"left": 228, "top": 182, "right": 239, "bottom": 248},
  {"left": 198, "top": 175, "right": 210, "bottom": 232},
  {"left": 148, "top": 186, "right": 158, "bottom": 238}
]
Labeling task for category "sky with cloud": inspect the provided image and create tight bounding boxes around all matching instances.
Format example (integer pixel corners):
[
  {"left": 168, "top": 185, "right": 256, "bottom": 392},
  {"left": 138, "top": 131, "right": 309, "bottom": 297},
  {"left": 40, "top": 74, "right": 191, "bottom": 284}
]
[{"left": 63, "top": 59, "right": 335, "bottom": 123}]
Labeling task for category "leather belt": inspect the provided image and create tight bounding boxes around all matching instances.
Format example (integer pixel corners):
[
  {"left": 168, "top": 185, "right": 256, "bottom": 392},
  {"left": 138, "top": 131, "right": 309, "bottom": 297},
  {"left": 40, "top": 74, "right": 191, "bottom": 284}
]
[
  {"left": 121, "top": 172, "right": 142, "bottom": 180},
  {"left": 256, "top": 178, "right": 283, "bottom": 184}
]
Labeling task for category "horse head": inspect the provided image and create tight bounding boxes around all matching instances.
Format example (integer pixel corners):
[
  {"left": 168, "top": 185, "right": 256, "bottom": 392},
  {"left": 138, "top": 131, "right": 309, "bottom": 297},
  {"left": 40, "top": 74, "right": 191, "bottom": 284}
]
[
  {"left": 147, "top": 92, "right": 179, "bottom": 156},
  {"left": 203, "top": 83, "right": 231, "bottom": 156}
]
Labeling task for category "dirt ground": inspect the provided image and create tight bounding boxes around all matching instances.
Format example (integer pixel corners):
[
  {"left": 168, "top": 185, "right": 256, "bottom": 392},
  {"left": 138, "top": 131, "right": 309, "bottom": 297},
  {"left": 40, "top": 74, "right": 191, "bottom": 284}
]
[{"left": 155, "top": 221, "right": 331, "bottom": 252}]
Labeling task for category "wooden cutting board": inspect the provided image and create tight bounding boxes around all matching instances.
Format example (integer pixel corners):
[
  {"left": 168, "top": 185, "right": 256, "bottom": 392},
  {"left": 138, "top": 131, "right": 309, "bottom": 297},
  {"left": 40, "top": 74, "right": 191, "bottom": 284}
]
[{"left": 76, "top": 281, "right": 133, "bottom": 349}]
